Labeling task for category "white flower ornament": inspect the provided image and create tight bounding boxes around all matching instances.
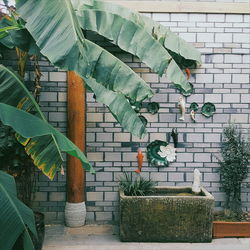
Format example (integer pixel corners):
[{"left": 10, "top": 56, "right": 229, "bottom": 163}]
[{"left": 158, "top": 145, "right": 176, "bottom": 162}]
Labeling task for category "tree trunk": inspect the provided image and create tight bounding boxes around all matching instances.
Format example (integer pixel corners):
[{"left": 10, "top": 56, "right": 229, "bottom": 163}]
[{"left": 67, "top": 71, "right": 86, "bottom": 203}]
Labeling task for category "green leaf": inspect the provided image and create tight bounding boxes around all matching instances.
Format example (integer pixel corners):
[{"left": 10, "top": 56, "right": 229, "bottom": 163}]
[
  {"left": 85, "top": 77, "right": 146, "bottom": 138},
  {"left": 0, "top": 64, "right": 94, "bottom": 179},
  {"left": 0, "top": 103, "right": 95, "bottom": 174},
  {"left": 0, "top": 170, "right": 36, "bottom": 250}
]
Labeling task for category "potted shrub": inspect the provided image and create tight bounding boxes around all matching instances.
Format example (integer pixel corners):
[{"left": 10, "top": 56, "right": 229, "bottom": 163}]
[
  {"left": 213, "top": 123, "right": 250, "bottom": 238},
  {"left": 119, "top": 172, "right": 214, "bottom": 242}
]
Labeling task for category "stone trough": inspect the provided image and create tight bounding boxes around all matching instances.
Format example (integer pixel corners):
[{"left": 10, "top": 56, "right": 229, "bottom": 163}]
[{"left": 119, "top": 186, "right": 214, "bottom": 242}]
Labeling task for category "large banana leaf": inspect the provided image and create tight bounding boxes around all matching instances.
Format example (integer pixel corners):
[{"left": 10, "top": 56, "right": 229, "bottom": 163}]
[
  {"left": 72, "top": 0, "right": 201, "bottom": 93},
  {"left": 85, "top": 77, "right": 146, "bottom": 138},
  {"left": 0, "top": 103, "right": 95, "bottom": 174},
  {"left": 0, "top": 170, "right": 36, "bottom": 250},
  {"left": 16, "top": 0, "right": 153, "bottom": 102},
  {"left": 0, "top": 65, "right": 94, "bottom": 179}
]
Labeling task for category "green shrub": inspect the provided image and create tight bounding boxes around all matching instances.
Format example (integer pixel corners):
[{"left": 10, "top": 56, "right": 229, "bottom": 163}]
[
  {"left": 217, "top": 123, "right": 250, "bottom": 219},
  {"left": 119, "top": 172, "right": 156, "bottom": 196}
]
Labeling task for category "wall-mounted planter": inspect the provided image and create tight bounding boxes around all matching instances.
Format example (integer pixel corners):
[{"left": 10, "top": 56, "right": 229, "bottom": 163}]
[
  {"left": 120, "top": 186, "right": 214, "bottom": 242},
  {"left": 213, "top": 221, "right": 250, "bottom": 238}
]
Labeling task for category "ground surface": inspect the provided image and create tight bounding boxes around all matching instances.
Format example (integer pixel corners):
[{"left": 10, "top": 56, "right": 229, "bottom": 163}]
[{"left": 43, "top": 224, "right": 250, "bottom": 250}]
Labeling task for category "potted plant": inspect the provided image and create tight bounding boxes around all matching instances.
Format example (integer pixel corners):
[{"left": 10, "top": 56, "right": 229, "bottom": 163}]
[
  {"left": 119, "top": 172, "right": 214, "bottom": 242},
  {"left": 213, "top": 123, "right": 250, "bottom": 238}
]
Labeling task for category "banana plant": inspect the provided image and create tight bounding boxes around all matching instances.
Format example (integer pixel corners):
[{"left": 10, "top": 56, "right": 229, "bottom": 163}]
[
  {"left": 0, "top": 0, "right": 201, "bottom": 179},
  {"left": 0, "top": 170, "right": 37, "bottom": 250}
]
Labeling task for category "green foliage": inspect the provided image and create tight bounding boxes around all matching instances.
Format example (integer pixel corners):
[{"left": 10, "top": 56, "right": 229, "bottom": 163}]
[
  {"left": 218, "top": 123, "right": 250, "bottom": 219},
  {"left": 119, "top": 172, "right": 156, "bottom": 196},
  {"left": 0, "top": 170, "right": 37, "bottom": 250}
]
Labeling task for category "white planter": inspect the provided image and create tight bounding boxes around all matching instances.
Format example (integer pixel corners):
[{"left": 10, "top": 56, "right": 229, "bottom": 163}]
[{"left": 65, "top": 201, "right": 86, "bottom": 227}]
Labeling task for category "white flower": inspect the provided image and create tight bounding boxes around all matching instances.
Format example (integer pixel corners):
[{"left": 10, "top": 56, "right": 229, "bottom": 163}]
[{"left": 158, "top": 145, "right": 176, "bottom": 162}]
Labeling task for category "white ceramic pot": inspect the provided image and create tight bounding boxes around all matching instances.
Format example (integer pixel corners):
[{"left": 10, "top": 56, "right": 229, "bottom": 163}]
[{"left": 65, "top": 201, "right": 86, "bottom": 227}]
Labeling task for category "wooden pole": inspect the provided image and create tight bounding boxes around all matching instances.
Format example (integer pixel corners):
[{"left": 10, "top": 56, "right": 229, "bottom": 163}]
[{"left": 67, "top": 71, "right": 85, "bottom": 203}]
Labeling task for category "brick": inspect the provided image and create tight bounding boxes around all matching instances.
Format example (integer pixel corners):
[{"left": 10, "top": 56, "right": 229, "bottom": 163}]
[
  {"left": 49, "top": 72, "right": 66, "bottom": 81},
  {"left": 211, "top": 55, "right": 223, "bottom": 63},
  {"left": 196, "top": 74, "right": 213, "bottom": 83},
  {"left": 177, "top": 153, "right": 193, "bottom": 162},
  {"left": 96, "top": 172, "right": 113, "bottom": 181},
  {"left": 49, "top": 192, "right": 65, "bottom": 202},
  {"left": 87, "top": 152, "right": 104, "bottom": 161},
  {"left": 168, "top": 173, "right": 184, "bottom": 182},
  {"left": 194, "top": 153, "right": 211, "bottom": 162},
  {"left": 231, "top": 114, "right": 248, "bottom": 123},
  {"left": 150, "top": 133, "right": 167, "bottom": 142},
  {"left": 49, "top": 112, "right": 66, "bottom": 122},
  {"left": 40, "top": 92, "right": 57, "bottom": 102},
  {"left": 114, "top": 133, "right": 130, "bottom": 142},
  {"left": 205, "top": 94, "right": 222, "bottom": 103},
  {"left": 58, "top": 92, "right": 67, "bottom": 102},
  {"left": 204, "top": 173, "right": 220, "bottom": 182},
  {"left": 141, "top": 73, "right": 158, "bottom": 83},
  {"left": 87, "top": 192, "right": 103, "bottom": 201},
  {"left": 232, "top": 74, "right": 249, "bottom": 84},
  {"left": 225, "top": 55, "right": 242, "bottom": 63},
  {"left": 96, "top": 212, "right": 112, "bottom": 221},
  {"left": 105, "top": 152, "right": 121, "bottom": 161},
  {"left": 233, "top": 34, "right": 250, "bottom": 43},
  {"left": 159, "top": 114, "right": 176, "bottom": 122},
  {"left": 179, "top": 33, "right": 196, "bottom": 42},
  {"left": 225, "top": 14, "right": 243, "bottom": 22},
  {"left": 150, "top": 172, "right": 168, "bottom": 182},
  {"left": 215, "top": 33, "right": 232, "bottom": 43},
  {"left": 171, "top": 13, "right": 188, "bottom": 22},
  {"left": 97, "top": 133, "right": 112, "bottom": 142},
  {"left": 223, "top": 94, "right": 240, "bottom": 103},
  {"left": 123, "top": 152, "right": 137, "bottom": 161},
  {"left": 187, "top": 133, "right": 203, "bottom": 142},
  {"left": 214, "top": 74, "right": 231, "bottom": 83},
  {"left": 189, "top": 14, "right": 206, "bottom": 22},
  {"left": 197, "top": 33, "right": 214, "bottom": 43},
  {"left": 105, "top": 192, "right": 118, "bottom": 201},
  {"left": 204, "top": 134, "right": 221, "bottom": 143},
  {"left": 241, "top": 94, "right": 250, "bottom": 103},
  {"left": 207, "top": 14, "right": 225, "bottom": 22},
  {"left": 152, "top": 13, "right": 170, "bottom": 21},
  {"left": 34, "top": 192, "right": 47, "bottom": 201},
  {"left": 87, "top": 113, "right": 103, "bottom": 122},
  {"left": 104, "top": 113, "right": 116, "bottom": 122},
  {"left": 213, "top": 114, "right": 230, "bottom": 123}
]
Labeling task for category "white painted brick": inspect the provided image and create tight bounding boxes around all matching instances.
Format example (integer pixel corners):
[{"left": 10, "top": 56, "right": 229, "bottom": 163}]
[
  {"left": 207, "top": 14, "right": 225, "bottom": 22},
  {"left": 123, "top": 152, "right": 137, "bottom": 161},
  {"left": 187, "top": 94, "right": 204, "bottom": 103},
  {"left": 49, "top": 72, "right": 67, "bottom": 82},
  {"left": 105, "top": 113, "right": 116, "bottom": 122},
  {"left": 87, "top": 113, "right": 103, "bottom": 122},
  {"left": 96, "top": 172, "right": 113, "bottom": 181},
  {"left": 114, "top": 133, "right": 130, "bottom": 142},
  {"left": 87, "top": 192, "right": 103, "bottom": 201},
  {"left": 243, "top": 55, "right": 250, "bottom": 64},
  {"left": 233, "top": 34, "right": 250, "bottom": 43},
  {"left": 105, "top": 192, "right": 118, "bottom": 201},
  {"left": 215, "top": 33, "right": 232, "bottom": 43},
  {"left": 232, "top": 74, "right": 249, "bottom": 84},
  {"left": 87, "top": 152, "right": 104, "bottom": 161},
  {"left": 187, "top": 134, "right": 203, "bottom": 142},
  {"left": 205, "top": 94, "right": 222, "bottom": 103},
  {"left": 97, "top": 133, "right": 112, "bottom": 142},
  {"left": 159, "top": 114, "right": 176, "bottom": 122},
  {"left": 40, "top": 92, "right": 57, "bottom": 102},
  {"left": 214, "top": 74, "right": 231, "bottom": 83},
  {"left": 141, "top": 73, "right": 158, "bottom": 83},
  {"left": 105, "top": 153, "right": 121, "bottom": 161},
  {"left": 177, "top": 153, "right": 193, "bottom": 162},
  {"left": 197, "top": 33, "right": 214, "bottom": 43},
  {"left": 211, "top": 55, "right": 223, "bottom": 63},
  {"left": 150, "top": 172, "right": 168, "bottom": 181},
  {"left": 223, "top": 94, "right": 240, "bottom": 103},
  {"left": 58, "top": 92, "right": 67, "bottom": 102},
  {"left": 152, "top": 13, "right": 170, "bottom": 21},
  {"left": 196, "top": 74, "right": 213, "bottom": 83},
  {"left": 189, "top": 14, "right": 206, "bottom": 22},
  {"left": 49, "top": 112, "right": 66, "bottom": 122},
  {"left": 204, "top": 134, "right": 221, "bottom": 143},
  {"left": 231, "top": 114, "right": 248, "bottom": 123},
  {"left": 179, "top": 33, "right": 196, "bottom": 43},
  {"left": 171, "top": 14, "right": 188, "bottom": 22},
  {"left": 168, "top": 173, "right": 184, "bottom": 182},
  {"left": 150, "top": 133, "right": 167, "bottom": 142},
  {"left": 96, "top": 212, "right": 112, "bottom": 221},
  {"left": 204, "top": 173, "right": 220, "bottom": 182},
  {"left": 241, "top": 94, "right": 250, "bottom": 103},
  {"left": 194, "top": 153, "right": 211, "bottom": 162},
  {"left": 225, "top": 54, "right": 242, "bottom": 63},
  {"left": 225, "top": 14, "right": 243, "bottom": 22}
]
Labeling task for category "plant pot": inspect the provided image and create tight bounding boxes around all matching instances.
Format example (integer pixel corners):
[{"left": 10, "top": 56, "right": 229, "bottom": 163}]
[
  {"left": 13, "top": 211, "right": 45, "bottom": 250},
  {"left": 213, "top": 221, "right": 250, "bottom": 238},
  {"left": 120, "top": 186, "right": 214, "bottom": 242}
]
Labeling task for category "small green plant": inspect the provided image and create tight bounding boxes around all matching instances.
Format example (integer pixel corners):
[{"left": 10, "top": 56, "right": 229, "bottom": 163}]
[
  {"left": 119, "top": 172, "right": 156, "bottom": 196},
  {"left": 217, "top": 123, "right": 250, "bottom": 220}
]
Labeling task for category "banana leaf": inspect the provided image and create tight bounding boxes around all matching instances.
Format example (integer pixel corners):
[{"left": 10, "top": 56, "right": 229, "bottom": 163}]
[
  {"left": 85, "top": 77, "right": 146, "bottom": 138},
  {"left": 72, "top": 0, "right": 201, "bottom": 92},
  {"left": 16, "top": 0, "right": 153, "bottom": 102},
  {"left": 0, "top": 65, "right": 94, "bottom": 179},
  {"left": 0, "top": 103, "right": 94, "bottom": 174},
  {"left": 0, "top": 170, "right": 36, "bottom": 250}
]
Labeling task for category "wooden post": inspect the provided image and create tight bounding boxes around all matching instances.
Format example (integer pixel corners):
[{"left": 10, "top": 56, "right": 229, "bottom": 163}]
[{"left": 67, "top": 71, "right": 85, "bottom": 203}]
